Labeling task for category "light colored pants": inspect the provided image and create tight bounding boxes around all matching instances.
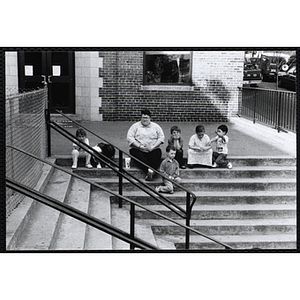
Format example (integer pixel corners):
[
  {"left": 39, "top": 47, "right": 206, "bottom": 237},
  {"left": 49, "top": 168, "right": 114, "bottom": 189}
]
[
  {"left": 158, "top": 177, "right": 182, "bottom": 193},
  {"left": 72, "top": 149, "right": 91, "bottom": 166}
]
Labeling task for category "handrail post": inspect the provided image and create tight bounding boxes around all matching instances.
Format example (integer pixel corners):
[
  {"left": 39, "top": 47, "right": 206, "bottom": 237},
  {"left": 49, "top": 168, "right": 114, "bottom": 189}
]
[
  {"left": 130, "top": 203, "right": 135, "bottom": 250},
  {"left": 118, "top": 150, "right": 123, "bottom": 208},
  {"left": 277, "top": 92, "right": 282, "bottom": 132},
  {"left": 45, "top": 108, "right": 51, "bottom": 157},
  {"left": 185, "top": 192, "right": 191, "bottom": 250},
  {"left": 253, "top": 89, "right": 257, "bottom": 124}
]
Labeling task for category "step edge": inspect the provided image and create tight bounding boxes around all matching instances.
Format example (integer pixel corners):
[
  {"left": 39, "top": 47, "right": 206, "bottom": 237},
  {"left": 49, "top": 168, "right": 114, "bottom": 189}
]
[
  {"left": 84, "top": 191, "right": 113, "bottom": 250},
  {"left": 48, "top": 174, "right": 74, "bottom": 250},
  {"left": 6, "top": 161, "right": 55, "bottom": 250}
]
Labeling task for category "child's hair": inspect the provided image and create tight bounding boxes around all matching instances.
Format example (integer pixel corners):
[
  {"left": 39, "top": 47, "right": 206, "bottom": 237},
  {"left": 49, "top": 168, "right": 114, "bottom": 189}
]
[
  {"left": 170, "top": 125, "right": 181, "bottom": 134},
  {"left": 218, "top": 124, "right": 228, "bottom": 134},
  {"left": 76, "top": 128, "right": 87, "bottom": 137},
  {"left": 166, "top": 145, "right": 176, "bottom": 153},
  {"left": 141, "top": 109, "right": 151, "bottom": 117},
  {"left": 195, "top": 125, "right": 205, "bottom": 133}
]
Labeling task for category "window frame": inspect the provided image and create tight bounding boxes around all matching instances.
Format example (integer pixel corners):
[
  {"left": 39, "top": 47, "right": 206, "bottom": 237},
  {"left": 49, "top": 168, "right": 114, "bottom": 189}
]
[{"left": 143, "top": 51, "right": 193, "bottom": 86}]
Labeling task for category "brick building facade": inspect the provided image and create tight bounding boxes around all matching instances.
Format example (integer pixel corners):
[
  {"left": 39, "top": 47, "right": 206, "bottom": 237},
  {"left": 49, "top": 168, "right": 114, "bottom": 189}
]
[
  {"left": 6, "top": 50, "right": 244, "bottom": 122},
  {"left": 99, "top": 51, "right": 244, "bottom": 122}
]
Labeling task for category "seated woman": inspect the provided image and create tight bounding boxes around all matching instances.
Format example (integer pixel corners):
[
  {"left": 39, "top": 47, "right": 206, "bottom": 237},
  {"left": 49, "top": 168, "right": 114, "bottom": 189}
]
[
  {"left": 127, "top": 109, "right": 165, "bottom": 181},
  {"left": 187, "top": 125, "right": 212, "bottom": 168}
]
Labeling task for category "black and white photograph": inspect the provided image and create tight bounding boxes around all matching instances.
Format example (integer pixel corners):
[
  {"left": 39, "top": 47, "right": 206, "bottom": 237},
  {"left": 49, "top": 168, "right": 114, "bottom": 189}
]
[
  {"left": 1, "top": 2, "right": 298, "bottom": 300},
  {"left": 4, "top": 49, "right": 297, "bottom": 252}
]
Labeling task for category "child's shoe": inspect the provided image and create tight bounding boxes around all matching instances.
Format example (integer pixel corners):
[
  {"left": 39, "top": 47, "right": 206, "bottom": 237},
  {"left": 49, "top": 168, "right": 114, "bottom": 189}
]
[
  {"left": 212, "top": 162, "right": 217, "bottom": 168},
  {"left": 227, "top": 162, "right": 233, "bottom": 169},
  {"left": 71, "top": 164, "right": 77, "bottom": 169},
  {"left": 97, "top": 163, "right": 102, "bottom": 169},
  {"left": 86, "top": 163, "right": 93, "bottom": 169},
  {"left": 145, "top": 169, "right": 154, "bottom": 181}
]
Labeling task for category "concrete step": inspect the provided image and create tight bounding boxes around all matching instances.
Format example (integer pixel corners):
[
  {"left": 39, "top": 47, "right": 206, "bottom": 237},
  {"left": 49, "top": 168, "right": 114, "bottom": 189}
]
[
  {"left": 84, "top": 191, "right": 113, "bottom": 250},
  {"left": 166, "top": 234, "right": 297, "bottom": 250},
  {"left": 111, "top": 190, "right": 296, "bottom": 206},
  {"left": 50, "top": 177, "right": 90, "bottom": 250},
  {"left": 145, "top": 218, "right": 296, "bottom": 236},
  {"left": 73, "top": 165, "right": 296, "bottom": 179},
  {"left": 92, "top": 177, "right": 296, "bottom": 192},
  {"left": 55, "top": 156, "right": 296, "bottom": 167},
  {"left": 51, "top": 114, "right": 81, "bottom": 128},
  {"left": 110, "top": 203, "right": 159, "bottom": 250},
  {"left": 6, "top": 160, "right": 54, "bottom": 249},
  {"left": 13, "top": 169, "right": 72, "bottom": 250},
  {"left": 131, "top": 203, "right": 296, "bottom": 220},
  {"left": 110, "top": 203, "right": 130, "bottom": 250}
]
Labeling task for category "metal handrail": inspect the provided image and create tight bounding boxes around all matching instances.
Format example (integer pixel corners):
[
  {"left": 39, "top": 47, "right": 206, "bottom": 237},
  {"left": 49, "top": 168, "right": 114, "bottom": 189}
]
[
  {"left": 241, "top": 87, "right": 296, "bottom": 133},
  {"left": 53, "top": 110, "right": 198, "bottom": 208},
  {"left": 6, "top": 178, "right": 158, "bottom": 250},
  {"left": 49, "top": 122, "right": 187, "bottom": 218},
  {"left": 6, "top": 145, "right": 233, "bottom": 250},
  {"left": 48, "top": 110, "right": 199, "bottom": 248}
]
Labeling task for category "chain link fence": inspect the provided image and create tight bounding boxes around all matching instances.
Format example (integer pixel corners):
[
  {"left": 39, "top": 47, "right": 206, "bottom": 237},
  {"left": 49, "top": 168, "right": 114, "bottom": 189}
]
[{"left": 6, "top": 87, "right": 48, "bottom": 217}]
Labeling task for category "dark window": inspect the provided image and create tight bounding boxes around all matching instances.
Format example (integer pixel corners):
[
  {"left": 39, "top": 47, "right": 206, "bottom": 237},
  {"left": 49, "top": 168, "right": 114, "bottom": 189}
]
[{"left": 144, "top": 51, "right": 192, "bottom": 84}]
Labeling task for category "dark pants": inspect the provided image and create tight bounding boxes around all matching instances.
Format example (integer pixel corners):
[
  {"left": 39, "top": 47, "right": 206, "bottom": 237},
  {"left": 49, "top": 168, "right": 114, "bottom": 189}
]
[
  {"left": 175, "top": 148, "right": 185, "bottom": 167},
  {"left": 212, "top": 152, "right": 228, "bottom": 168},
  {"left": 130, "top": 148, "right": 162, "bottom": 173}
]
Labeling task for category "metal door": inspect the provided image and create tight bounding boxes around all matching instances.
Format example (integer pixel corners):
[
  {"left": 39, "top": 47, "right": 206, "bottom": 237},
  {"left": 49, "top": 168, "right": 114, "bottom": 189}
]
[{"left": 18, "top": 51, "right": 75, "bottom": 113}]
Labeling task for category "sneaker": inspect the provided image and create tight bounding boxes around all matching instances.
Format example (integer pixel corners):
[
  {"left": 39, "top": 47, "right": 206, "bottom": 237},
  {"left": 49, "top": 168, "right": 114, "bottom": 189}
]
[
  {"left": 145, "top": 170, "right": 154, "bottom": 181},
  {"left": 86, "top": 163, "right": 93, "bottom": 169},
  {"left": 227, "top": 162, "right": 233, "bottom": 169},
  {"left": 212, "top": 162, "right": 217, "bottom": 168},
  {"left": 71, "top": 165, "right": 77, "bottom": 169}
]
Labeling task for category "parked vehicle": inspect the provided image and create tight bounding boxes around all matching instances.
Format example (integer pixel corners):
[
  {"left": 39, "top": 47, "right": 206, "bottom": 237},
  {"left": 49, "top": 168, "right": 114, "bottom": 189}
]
[
  {"left": 278, "top": 65, "right": 296, "bottom": 91},
  {"left": 243, "top": 57, "right": 262, "bottom": 86},
  {"left": 260, "top": 52, "right": 290, "bottom": 81}
]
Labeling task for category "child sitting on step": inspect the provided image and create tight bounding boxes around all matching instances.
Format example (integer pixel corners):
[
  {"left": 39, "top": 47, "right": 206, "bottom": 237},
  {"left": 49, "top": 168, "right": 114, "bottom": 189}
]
[
  {"left": 155, "top": 145, "right": 182, "bottom": 194},
  {"left": 168, "top": 125, "right": 186, "bottom": 169},
  {"left": 211, "top": 124, "right": 232, "bottom": 169},
  {"left": 187, "top": 125, "right": 212, "bottom": 168},
  {"left": 71, "top": 128, "right": 93, "bottom": 169}
]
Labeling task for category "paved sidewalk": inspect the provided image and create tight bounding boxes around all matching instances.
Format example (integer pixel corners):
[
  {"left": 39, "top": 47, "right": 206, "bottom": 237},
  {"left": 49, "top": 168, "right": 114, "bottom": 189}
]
[{"left": 50, "top": 117, "right": 296, "bottom": 159}]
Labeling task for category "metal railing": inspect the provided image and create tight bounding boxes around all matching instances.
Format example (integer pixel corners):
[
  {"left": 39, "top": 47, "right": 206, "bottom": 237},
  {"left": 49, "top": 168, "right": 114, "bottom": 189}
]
[
  {"left": 241, "top": 87, "right": 296, "bottom": 133},
  {"left": 45, "top": 110, "right": 234, "bottom": 250},
  {"left": 6, "top": 177, "right": 158, "bottom": 250},
  {"left": 6, "top": 145, "right": 233, "bottom": 250}
]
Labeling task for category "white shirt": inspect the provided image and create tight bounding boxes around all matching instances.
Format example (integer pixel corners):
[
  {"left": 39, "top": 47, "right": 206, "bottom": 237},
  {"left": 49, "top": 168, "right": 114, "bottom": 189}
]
[
  {"left": 214, "top": 135, "right": 229, "bottom": 154},
  {"left": 127, "top": 121, "right": 165, "bottom": 149}
]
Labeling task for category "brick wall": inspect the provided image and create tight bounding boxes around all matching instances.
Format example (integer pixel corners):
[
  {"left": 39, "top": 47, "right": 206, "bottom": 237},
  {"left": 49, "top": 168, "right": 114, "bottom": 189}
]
[{"left": 99, "top": 51, "right": 244, "bottom": 122}]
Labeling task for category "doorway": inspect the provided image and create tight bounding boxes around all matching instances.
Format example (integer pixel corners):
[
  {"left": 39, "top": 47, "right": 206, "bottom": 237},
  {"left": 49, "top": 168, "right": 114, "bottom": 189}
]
[{"left": 18, "top": 51, "right": 75, "bottom": 113}]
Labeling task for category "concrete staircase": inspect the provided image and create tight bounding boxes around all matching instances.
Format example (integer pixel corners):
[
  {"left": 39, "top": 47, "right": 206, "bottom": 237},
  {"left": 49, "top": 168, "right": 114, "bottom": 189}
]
[
  {"left": 6, "top": 156, "right": 296, "bottom": 251},
  {"left": 50, "top": 114, "right": 82, "bottom": 128}
]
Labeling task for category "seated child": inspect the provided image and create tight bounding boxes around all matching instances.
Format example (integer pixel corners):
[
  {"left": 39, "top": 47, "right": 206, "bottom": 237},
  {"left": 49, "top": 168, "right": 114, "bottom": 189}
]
[
  {"left": 168, "top": 125, "right": 186, "bottom": 169},
  {"left": 91, "top": 143, "right": 116, "bottom": 169},
  {"left": 211, "top": 124, "right": 232, "bottom": 169},
  {"left": 187, "top": 125, "right": 212, "bottom": 168},
  {"left": 155, "top": 145, "right": 182, "bottom": 194},
  {"left": 71, "top": 128, "right": 92, "bottom": 169}
]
